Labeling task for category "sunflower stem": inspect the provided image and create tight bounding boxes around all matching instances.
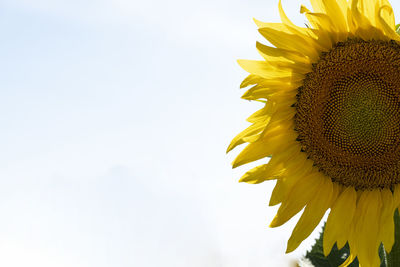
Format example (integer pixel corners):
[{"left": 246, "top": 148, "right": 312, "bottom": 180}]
[{"left": 386, "top": 210, "right": 400, "bottom": 267}]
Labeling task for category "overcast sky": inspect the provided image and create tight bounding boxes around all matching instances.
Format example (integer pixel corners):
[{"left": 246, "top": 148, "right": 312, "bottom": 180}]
[{"left": 1, "top": 0, "right": 400, "bottom": 266}]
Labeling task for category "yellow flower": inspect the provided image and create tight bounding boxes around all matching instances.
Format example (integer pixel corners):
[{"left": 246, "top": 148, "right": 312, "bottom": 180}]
[{"left": 228, "top": 0, "right": 400, "bottom": 266}]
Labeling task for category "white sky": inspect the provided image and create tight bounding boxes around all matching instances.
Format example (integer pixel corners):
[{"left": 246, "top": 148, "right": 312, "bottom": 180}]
[{"left": 1, "top": 0, "right": 400, "bottom": 266}]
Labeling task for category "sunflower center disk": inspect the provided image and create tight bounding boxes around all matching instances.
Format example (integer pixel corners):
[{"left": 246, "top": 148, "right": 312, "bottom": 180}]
[{"left": 296, "top": 39, "right": 400, "bottom": 190}]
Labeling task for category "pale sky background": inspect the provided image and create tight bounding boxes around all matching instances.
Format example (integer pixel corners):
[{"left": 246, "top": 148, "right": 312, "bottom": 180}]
[{"left": 1, "top": 0, "right": 400, "bottom": 266}]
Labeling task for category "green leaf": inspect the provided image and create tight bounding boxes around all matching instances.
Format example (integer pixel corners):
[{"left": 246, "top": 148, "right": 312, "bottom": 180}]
[
  {"left": 396, "top": 24, "right": 400, "bottom": 35},
  {"left": 304, "top": 225, "right": 359, "bottom": 267},
  {"left": 379, "top": 243, "right": 388, "bottom": 267},
  {"left": 386, "top": 210, "right": 400, "bottom": 267}
]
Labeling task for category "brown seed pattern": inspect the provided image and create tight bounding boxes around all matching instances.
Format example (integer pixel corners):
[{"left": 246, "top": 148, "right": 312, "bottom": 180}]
[{"left": 295, "top": 39, "right": 400, "bottom": 190}]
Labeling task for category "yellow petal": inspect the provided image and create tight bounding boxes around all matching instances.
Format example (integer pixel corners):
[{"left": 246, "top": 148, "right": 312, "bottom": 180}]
[
  {"left": 278, "top": 0, "right": 322, "bottom": 44},
  {"left": 300, "top": 5, "right": 314, "bottom": 23},
  {"left": 257, "top": 26, "right": 319, "bottom": 60},
  {"left": 376, "top": 4, "right": 400, "bottom": 41},
  {"left": 256, "top": 116, "right": 295, "bottom": 141},
  {"left": 240, "top": 74, "right": 263, "bottom": 89},
  {"left": 255, "top": 42, "right": 309, "bottom": 64},
  {"left": 335, "top": 187, "right": 355, "bottom": 249},
  {"left": 256, "top": 77, "right": 301, "bottom": 92},
  {"left": 307, "top": 12, "right": 335, "bottom": 31},
  {"left": 247, "top": 102, "right": 277, "bottom": 123},
  {"left": 300, "top": 7, "right": 338, "bottom": 47},
  {"left": 260, "top": 141, "right": 300, "bottom": 164},
  {"left": 394, "top": 184, "right": 400, "bottom": 209},
  {"left": 262, "top": 92, "right": 298, "bottom": 103},
  {"left": 344, "top": 221, "right": 359, "bottom": 265},
  {"left": 354, "top": 190, "right": 382, "bottom": 267},
  {"left": 247, "top": 117, "right": 295, "bottom": 147},
  {"left": 286, "top": 177, "right": 333, "bottom": 253},
  {"left": 270, "top": 171, "right": 323, "bottom": 227},
  {"left": 329, "top": 182, "right": 341, "bottom": 208},
  {"left": 237, "top": 60, "right": 305, "bottom": 82},
  {"left": 278, "top": 0, "right": 298, "bottom": 28},
  {"left": 336, "top": 0, "right": 350, "bottom": 23},
  {"left": 354, "top": 26, "right": 388, "bottom": 41},
  {"left": 269, "top": 155, "right": 313, "bottom": 206},
  {"left": 227, "top": 120, "right": 269, "bottom": 153},
  {"left": 323, "top": 186, "right": 357, "bottom": 256},
  {"left": 336, "top": 227, "right": 350, "bottom": 250},
  {"left": 310, "top": 0, "right": 326, "bottom": 13},
  {"left": 304, "top": 5, "right": 340, "bottom": 46},
  {"left": 269, "top": 96, "right": 297, "bottom": 110},
  {"left": 268, "top": 106, "right": 296, "bottom": 123},
  {"left": 239, "top": 164, "right": 284, "bottom": 184},
  {"left": 378, "top": 0, "right": 395, "bottom": 28},
  {"left": 254, "top": 46, "right": 312, "bottom": 74},
  {"left": 238, "top": 141, "right": 300, "bottom": 184},
  {"left": 241, "top": 87, "right": 276, "bottom": 101},
  {"left": 269, "top": 179, "right": 286, "bottom": 206},
  {"left": 317, "top": 0, "right": 348, "bottom": 32},
  {"left": 350, "top": 0, "right": 374, "bottom": 31},
  {"left": 359, "top": 0, "right": 378, "bottom": 26},
  {"left": 232, "top": 126, "right": 296, "bottom": 168},
  {"left": 379, "top": 189, "right": 395, "bottom": 253}
]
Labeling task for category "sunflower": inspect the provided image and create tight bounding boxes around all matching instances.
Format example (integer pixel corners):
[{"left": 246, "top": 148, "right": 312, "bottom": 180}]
[{"left": 228, "top": 0, "right": 400, "bottom": 266}]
